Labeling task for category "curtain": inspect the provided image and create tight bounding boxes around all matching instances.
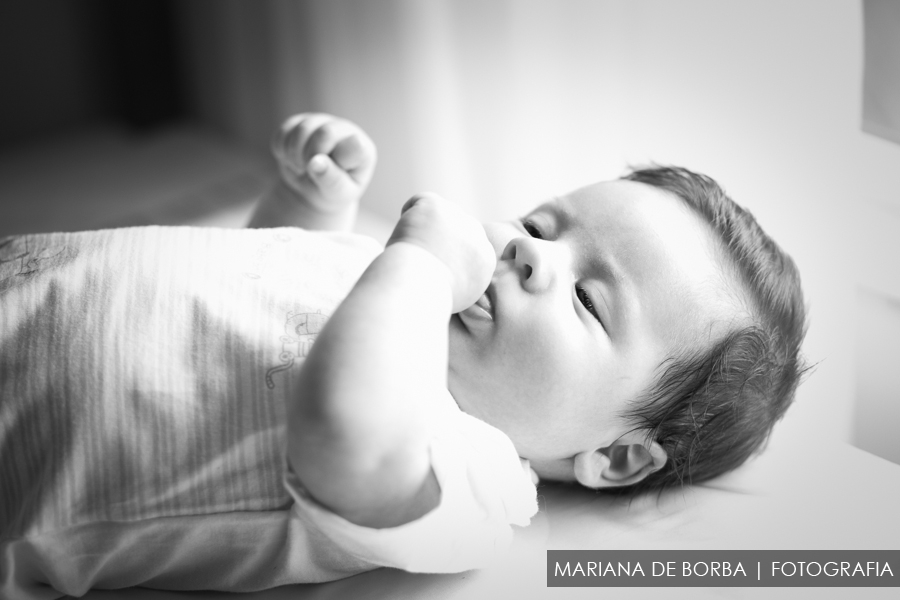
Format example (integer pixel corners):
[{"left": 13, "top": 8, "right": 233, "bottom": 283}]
[{"left": 177, "top": 0, "right": 636, "bottom": 222}]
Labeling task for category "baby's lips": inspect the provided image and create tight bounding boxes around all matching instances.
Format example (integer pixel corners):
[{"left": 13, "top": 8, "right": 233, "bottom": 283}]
[
  {"left": 460, "top": 284, "right": 494, "bottom": 323},
  {"left": 476, "top": 285, "right": 494, "bottom": 319}
]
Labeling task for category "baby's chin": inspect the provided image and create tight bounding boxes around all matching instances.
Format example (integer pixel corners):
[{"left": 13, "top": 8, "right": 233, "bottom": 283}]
[
  {"left": 444, "top": 363, "right": 504, "bottom": 432},
  {"left": 444, "top": 361, "right": 474, "bottom": 414},
  {"left": 445, "top": 318, "right": 477, "bottom": 410}
]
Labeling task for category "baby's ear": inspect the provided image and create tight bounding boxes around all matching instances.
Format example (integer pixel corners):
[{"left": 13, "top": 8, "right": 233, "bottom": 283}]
[{"left": 573, "top": 433, "right": 667, "bottom": 489}]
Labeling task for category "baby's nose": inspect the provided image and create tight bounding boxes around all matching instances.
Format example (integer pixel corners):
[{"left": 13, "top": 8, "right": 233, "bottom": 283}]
[{"left": 502, "top": 237, "right": 551, "bottom": 293}]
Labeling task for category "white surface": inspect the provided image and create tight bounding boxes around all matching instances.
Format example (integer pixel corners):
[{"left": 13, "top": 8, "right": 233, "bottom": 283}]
[{"left": 70, "top": 437, "right": 900, "bottom": 599}]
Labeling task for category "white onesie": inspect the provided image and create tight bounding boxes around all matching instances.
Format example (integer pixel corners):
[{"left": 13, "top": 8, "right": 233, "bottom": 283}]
[{"left": 0, "top": 227, "right": 537, "bottom": 599}]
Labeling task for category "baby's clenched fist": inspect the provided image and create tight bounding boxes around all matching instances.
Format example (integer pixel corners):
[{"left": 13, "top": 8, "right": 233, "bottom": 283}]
[
  {"left": 388, "top": 193, "right": 495, "bottom": 314},
  {"left": 273, "top": 113, "right": 377, "bottom": 215}
]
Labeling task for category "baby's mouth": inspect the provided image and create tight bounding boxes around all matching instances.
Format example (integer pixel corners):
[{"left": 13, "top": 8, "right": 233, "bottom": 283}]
[
  {"left": 474, "top": 288, "right": 493, "bottom": 319},
  {"left": 461, "top": 285, "right": 494, "bottom": 322}
]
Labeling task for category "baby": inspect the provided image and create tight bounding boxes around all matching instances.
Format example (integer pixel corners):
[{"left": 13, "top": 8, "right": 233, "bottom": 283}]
[
  {"left": 259, "top": 113, "right": 806, "bottom": 517},
  {"left": 0, "top": 113, "right": 806, "bottom": 597}
]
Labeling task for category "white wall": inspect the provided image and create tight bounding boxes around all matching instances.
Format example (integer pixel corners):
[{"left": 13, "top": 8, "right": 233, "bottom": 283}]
[{"left": 856, "top": 289, "right": 900, "bottom": 464}]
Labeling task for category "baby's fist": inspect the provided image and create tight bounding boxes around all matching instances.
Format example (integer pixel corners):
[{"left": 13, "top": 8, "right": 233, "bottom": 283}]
[
  {"left": 388, "top": 193, "right": 495, "bottom": 313},
  {"left": 273, "top": 113, "right": 377, "bottom": 214}
]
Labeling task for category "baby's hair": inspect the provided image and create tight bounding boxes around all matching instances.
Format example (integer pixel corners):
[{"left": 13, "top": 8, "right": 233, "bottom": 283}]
[{"left": 619, "top": 166, "right": 807, "bottom": 494}]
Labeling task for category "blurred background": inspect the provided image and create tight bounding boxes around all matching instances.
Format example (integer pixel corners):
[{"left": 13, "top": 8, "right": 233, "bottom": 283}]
[{"left": 1, "top": 0, "right": 898, "bottom": 466}]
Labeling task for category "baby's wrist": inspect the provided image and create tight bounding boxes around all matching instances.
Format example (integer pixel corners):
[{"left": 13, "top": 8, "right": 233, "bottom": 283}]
[
  {"left": 380, "top": 241, "right": 455, "bottom": 309},
  {"left": 275, "top": 178, "right": 359, "bottom": 215},
  {"left": 383, "top": 239, "right": 453, "bottom": 276},
  {"left": 249, "top": 180, "right": 357, "bottom": 231}
]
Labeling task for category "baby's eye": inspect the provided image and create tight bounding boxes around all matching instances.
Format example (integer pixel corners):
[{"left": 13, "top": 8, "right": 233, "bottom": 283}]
[
  {"left": 520, "top": 219, "right": 543, "bottom": 239},
  {"left": 575, "top": 285, "right": 602, "bottom": 324}
]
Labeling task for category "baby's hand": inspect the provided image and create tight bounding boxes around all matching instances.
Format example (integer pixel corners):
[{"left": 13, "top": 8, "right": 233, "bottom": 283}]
[
  {"left": 388, "top": 193, "right": 495, "bottom": 313},
  {"left": 272, "top": 113, "right": 377, "bottom": 216}
]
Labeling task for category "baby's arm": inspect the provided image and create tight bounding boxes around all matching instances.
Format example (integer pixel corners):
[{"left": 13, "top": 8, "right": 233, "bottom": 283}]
[
  {"left": 248, "top": 114, "right": 377, "bottom": 231},
  {"left": 287, "top": 194, "right": 495, "bottom": 528}
]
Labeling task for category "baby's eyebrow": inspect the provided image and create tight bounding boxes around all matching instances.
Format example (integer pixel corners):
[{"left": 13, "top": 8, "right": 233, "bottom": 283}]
[
  {"left": 589, "top": 259, "right": 629, "bottom": 336},
  {"left": 553, "top": 199, "right": 624, "bottom": 280},
  {"left": 532, "top": 198, "right": 567, "bottom": 228},
  {"left": 554, "top": 199, "right": 630, "bottom": 327}
]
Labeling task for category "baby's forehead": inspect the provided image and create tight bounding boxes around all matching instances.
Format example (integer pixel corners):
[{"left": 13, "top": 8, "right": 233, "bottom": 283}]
[
  {"left": 542, "top": 180, "right": 746, "bottom": 338},
  {"left": 523, "top": 179, "right": 692, "bottom": 228}
]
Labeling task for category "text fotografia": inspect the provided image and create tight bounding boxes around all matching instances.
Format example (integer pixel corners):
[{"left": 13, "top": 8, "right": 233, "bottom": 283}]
[{"left": 546, "top": 550, "right": 900, "bottom": 588}]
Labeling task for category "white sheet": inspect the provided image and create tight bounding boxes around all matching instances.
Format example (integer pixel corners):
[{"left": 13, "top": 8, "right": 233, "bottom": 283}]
[{"left": 65, "top": 434, "right": 900, "bottom": 600}]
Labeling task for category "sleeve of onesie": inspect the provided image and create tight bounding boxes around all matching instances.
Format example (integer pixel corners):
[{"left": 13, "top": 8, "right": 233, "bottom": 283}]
[{"left": 283, "top": 409, "right": 538, "bottom": 574}]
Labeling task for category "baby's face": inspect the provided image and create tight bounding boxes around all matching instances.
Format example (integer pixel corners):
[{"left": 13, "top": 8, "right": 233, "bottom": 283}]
[{"left": 447, "top": 180, "right": 739, "bottom": 477}]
